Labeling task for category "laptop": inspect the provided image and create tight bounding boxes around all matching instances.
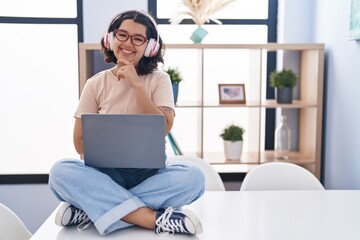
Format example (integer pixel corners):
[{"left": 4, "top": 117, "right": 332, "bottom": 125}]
[{"left": 81, "top": 114, "right": 166, "bottom": 169}]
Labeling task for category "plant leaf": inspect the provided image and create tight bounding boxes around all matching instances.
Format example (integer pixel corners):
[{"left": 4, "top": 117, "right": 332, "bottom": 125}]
[{"left": 171, "top": 0, "right": 236, "bottom": 26}]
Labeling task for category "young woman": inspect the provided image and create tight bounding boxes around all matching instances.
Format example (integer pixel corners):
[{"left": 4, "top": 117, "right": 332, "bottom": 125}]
[{"left": 49, "top": 10, "right": 205, "bottom": 236}]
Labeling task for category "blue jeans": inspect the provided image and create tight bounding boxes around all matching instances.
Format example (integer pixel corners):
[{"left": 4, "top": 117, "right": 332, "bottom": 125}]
[{"left": 48, "top": 158, "right": 205, "bottom": 235}]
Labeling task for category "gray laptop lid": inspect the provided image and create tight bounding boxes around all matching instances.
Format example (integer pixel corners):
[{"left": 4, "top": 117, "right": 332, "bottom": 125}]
[{"left": 81, "top": 114, "right": 165, "bottom": 168}]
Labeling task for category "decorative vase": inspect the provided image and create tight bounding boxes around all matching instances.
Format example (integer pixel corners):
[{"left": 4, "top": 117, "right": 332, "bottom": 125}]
[
  {"left": 276, "top": 87, "right": 293, "bottom": 103},
  {"left": 274, "top": 115, "right": 291, "bottom": 159},
  {"left": 172, "top": 83, "right": 179, "bottom": 104},
  {"left": 224, "top": 140, "right": 243, "bottom": 160},
  {"left": 190, "top": 26, "right": 208, "bottom": 43}
]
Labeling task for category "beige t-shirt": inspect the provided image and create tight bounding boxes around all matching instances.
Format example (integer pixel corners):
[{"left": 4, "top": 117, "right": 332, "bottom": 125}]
[{"left": 74, "top": 68, "right": 175, "bottom": 118}]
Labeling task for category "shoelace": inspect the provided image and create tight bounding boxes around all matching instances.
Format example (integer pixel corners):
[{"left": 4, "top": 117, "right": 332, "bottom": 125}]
[
  {"left": 70, "top": 208, "right": 92, "bottom": 231},
  {"left": 155, "top": 207, "right": 188, "bottom": 236}
]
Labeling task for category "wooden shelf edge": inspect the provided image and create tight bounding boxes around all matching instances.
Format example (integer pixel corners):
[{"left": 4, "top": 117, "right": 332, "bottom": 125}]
[
  {"left": 201, "top": 151, "right": 316, "bottom": 165},
  {"left": 175, "top": 100, "right": 318, "bottom": 108}
]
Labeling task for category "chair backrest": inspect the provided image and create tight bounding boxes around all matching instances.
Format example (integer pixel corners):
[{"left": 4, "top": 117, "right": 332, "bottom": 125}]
[
  {"left": 0, "top": 203, "right": 32, "bottom": 240},
  {"left": 167, "top": 156, "right": 226, "bottom": 191},
  {"left": 240, "top": 162, "right": 324, "bottom": 191}
]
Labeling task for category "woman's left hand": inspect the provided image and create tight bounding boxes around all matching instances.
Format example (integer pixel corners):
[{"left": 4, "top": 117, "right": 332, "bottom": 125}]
[{"left": 115, "top": 58, "right": 141, "bottom": 88}]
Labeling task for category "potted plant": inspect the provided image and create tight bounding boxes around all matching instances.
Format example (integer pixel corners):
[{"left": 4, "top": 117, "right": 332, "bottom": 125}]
[
  {"left": 220, "top": 124, "right": 245, "bottom": 161},
  {"left": 165, "top": 66, "right": 183, "bottom": 104},
  {"left": 269, "top": 69, "right": 298, "bottom": 103}
]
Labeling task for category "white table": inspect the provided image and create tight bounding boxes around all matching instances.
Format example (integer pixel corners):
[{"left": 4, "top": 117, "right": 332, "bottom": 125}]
[{"left": 31, "top": 191, "right": 360, "bottom": 240}]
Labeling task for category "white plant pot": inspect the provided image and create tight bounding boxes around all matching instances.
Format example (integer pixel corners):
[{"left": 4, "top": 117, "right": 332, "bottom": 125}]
[{"left": 224, "top": 140, "right": 243, "bottom": 161}]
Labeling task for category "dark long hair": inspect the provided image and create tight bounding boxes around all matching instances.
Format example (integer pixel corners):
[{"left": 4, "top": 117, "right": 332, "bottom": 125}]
[{"left": 101, "top": 10, "right": 165, "bottom": 75}]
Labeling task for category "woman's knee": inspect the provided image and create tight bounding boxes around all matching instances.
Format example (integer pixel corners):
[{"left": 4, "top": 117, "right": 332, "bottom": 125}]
[
  {"left": 187, "top": 164, "right": 205, "bottom": 187},
  {"left": 49, "top": 158, "right": 83, "bottom": 184},
  {"left": 189, "top": 164, "right": 205, "bottom": 195},
  {"left": 170, "top": 163, "right": 205, "bottom": 193}
]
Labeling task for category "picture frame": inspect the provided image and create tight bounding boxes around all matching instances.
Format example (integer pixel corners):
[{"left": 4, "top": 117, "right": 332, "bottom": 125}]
[{"left": 218, "top": 84, "right": 246, "bottom": 104}]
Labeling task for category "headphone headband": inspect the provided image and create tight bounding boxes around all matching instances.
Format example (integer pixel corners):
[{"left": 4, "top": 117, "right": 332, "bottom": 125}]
[{"left": 137, "top": 10, "right": 159, "bottom": 44}]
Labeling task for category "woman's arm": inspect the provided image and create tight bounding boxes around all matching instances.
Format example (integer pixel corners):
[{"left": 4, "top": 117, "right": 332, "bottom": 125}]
[
  {"left": 116, "top": 59, "right": 175, "bottom": 135},
  {"left": 73, "top": 118, "right": 84, "bottom": 155},
  {"left": 133, "top": 84, "right": 174, "bottom": 135}
]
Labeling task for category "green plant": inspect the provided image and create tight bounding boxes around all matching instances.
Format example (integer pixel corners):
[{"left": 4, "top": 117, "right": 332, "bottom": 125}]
[
  {"left": 165, "top": 67, "right": 183, "bottom": 84},
  {"left": 220, "top": 124, "right": 245, "bottom": 142},
  {"left": 269, "top": 69, "right": 297, "bottom": 89}
]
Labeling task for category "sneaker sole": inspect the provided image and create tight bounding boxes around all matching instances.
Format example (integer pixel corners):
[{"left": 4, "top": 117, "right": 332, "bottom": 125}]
[
  {"left": 182, "top": 209, "right": 203, "bottom": 235},
  {"left": 55, "top": 202, "right": 71, "bottom": 226}
]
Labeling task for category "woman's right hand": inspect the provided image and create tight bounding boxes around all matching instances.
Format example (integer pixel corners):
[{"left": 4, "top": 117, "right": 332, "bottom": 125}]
[{"left": 114, "top": 59, "right": 142, "bottom": 88}]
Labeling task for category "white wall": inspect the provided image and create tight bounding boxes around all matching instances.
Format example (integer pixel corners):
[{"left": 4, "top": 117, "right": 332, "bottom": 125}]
[
  {"left": 278, "top": 0, "right": 360, "bottom": 189},
  {"left": 277, "top": 0, "right": 314, "bottom": 43},
  {"left": 313, "top": 0, "right": 360, "bottom": 189},
  {"left": 83, "top": 0, "right": 147, "bottom": 43}
]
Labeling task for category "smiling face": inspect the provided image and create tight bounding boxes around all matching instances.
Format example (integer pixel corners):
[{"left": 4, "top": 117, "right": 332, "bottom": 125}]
[{"left": 112, "top": 19, "right": 148, "bottom": 67}]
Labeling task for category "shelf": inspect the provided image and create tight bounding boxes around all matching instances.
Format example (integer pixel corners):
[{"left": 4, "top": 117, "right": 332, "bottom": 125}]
[
  {"left": 205, "top": 101, "right": 261, "bottom": 108},
  {"left": 203, "top": 151, "right": 315, "bottom": 165},
  {"left": 174, "top": 102, "right": 203, "bottom": 108},
  {"left": 211, "top": 164, "right": 257, "bottom": 173},
  {"left": 164, "top": 43, "right": 325, "bottom": 50},
  {"left": 260, "top": 151, "right": 315, "bottom": 165},
  {"left": 204, "top": 150, "right": 315, "bottom": 174},
  {"left": 204, "top": 151, "right": 260, "bottom": 164},
  {"left": 262, "top": 100, "right": 318, "bottom": 108},
  {"left": 175, "top": 100, "right": 317, "bottom": 108}
]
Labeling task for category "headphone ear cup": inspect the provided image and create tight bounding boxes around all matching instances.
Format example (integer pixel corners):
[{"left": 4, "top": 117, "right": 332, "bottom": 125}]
[
  {"left": 104, "top": 32, "right": 114, "bottom": 51},
  {"left": 144, "top": 38, "right": 158, "bottom": 57},
  {"left": 109, "top": 32, "right": 114, "bottom": 51},
  {"left": 104, "top": 32, "right": 110, "bottom": 50},
  {"left": 150, "top": 41, "right": 160, "bottom": 57}
]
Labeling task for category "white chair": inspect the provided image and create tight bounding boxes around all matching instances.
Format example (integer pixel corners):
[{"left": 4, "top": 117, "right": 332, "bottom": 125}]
[
  {"left": 167, "top": 156, "right": 226, "bottom": 191},
  {"left": 0, "top": 202, "right": 32, "bottom": 240},
  {"left": 240, "top": 162, "right": 324, "bottom": 191}
]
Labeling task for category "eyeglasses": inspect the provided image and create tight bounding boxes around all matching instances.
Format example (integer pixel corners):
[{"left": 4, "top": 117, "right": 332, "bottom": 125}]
[{"left": 113, "top": 29, "right": 147, "bottom": 46}]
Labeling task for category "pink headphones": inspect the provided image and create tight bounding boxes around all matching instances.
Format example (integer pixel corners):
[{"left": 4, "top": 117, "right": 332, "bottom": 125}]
[{"left": 103, "top": 10, "right": 160, "bottom": 58}]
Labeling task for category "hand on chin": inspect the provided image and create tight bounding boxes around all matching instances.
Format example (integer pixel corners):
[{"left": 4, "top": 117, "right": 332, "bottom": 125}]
[{"left": 117, "top": 50, "right": 135, "bottom": 65}]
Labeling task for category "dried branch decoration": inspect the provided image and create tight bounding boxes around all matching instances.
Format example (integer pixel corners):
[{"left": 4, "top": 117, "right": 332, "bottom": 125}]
[{"left": 169, "top": 0, "right": 236, "bottom": 26}]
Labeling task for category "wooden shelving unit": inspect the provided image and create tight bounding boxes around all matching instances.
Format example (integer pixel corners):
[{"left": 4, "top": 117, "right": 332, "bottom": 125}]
[{"left": 78, "top": 43, "right": 324, "bottom": 179}]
